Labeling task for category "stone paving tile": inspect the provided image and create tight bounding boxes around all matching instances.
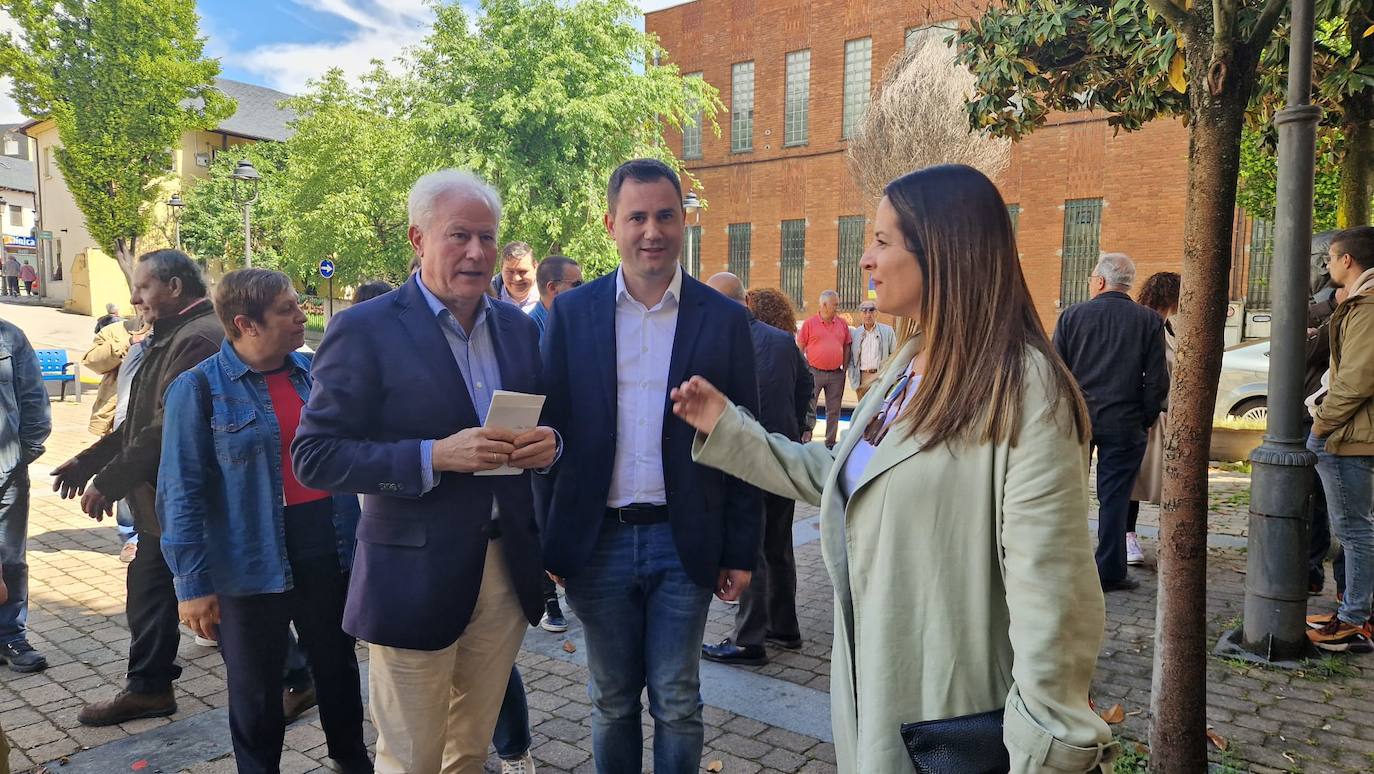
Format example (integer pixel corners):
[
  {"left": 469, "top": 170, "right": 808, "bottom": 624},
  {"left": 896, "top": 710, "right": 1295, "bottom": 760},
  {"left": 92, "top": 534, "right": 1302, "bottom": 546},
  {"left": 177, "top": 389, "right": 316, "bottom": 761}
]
[{"left": 1, "top": 400, "right": 1369, "bottom": 772}]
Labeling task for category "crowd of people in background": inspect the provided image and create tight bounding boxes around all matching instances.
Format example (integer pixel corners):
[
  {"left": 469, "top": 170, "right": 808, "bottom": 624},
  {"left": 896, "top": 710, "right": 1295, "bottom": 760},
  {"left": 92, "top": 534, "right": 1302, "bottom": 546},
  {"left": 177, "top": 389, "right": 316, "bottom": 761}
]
[{"left": 0, "top": 157, "right": 1368, "bottom": 774}]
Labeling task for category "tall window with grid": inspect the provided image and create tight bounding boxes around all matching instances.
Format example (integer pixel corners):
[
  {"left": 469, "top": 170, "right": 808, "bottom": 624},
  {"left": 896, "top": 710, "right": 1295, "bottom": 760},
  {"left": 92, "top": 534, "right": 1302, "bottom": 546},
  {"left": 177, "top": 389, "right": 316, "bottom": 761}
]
[
  {"left": 731, "top": 62, "right": 755, "bottom": 153},
  {"left": 682, "top": 72, "right": 703, "bottom": 160},
  {"left": 681, "top": 225, "right": 702, "bottom": 277},
  {"left": 905, "top": 23, "right": 957, "bottom": 52},
  {"left": 727, "top": 224, "right": 752, "bottom": 286},
  {"left": 1247, "top": 218, "right": 1275, "bottom": 311},
  {"left": 781, "top": 220, "right": 807, "bottom": 309},
  {"left": 842, "top": 38, "right": 873, "bottom": 139},
  {"left": 1059, "top": 199, "right": 1104, "bottom": 307},
  {"left": 836, "top": 216, "right": 865, "bottom": 309},
  {"left": 1007, "top": 204, "right": 1021, "bottom": 236},
  {"left": 784, "top": 50, "right": 810, "bottom": 146}
]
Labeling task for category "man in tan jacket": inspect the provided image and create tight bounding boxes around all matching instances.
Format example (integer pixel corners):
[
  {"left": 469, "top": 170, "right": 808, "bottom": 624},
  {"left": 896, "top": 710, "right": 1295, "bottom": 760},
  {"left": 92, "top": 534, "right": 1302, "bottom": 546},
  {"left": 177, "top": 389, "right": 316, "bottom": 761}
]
[{"left": 1307, "top": 226, "right": 1374, "bottom": 653}]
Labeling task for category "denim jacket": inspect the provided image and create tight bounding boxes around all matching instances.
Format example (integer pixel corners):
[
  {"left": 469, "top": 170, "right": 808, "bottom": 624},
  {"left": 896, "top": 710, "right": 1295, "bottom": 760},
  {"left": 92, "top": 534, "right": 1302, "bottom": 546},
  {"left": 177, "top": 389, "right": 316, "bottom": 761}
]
[
  {"left": 158, "top": 341, "right": 360, "bottom": 602},
  {"left": 0, "top": 319, "right": 50, "bottom": 480}
]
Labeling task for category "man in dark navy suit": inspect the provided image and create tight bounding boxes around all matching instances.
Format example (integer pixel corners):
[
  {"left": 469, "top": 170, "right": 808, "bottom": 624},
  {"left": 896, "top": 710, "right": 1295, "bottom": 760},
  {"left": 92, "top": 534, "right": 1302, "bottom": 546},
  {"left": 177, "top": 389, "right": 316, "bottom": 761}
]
[
  {"left": 293, "top": 169, "right": 555, "bottom": 773},
  {"left": 540, "top": 159, "right": 761, "bottom": 773}
]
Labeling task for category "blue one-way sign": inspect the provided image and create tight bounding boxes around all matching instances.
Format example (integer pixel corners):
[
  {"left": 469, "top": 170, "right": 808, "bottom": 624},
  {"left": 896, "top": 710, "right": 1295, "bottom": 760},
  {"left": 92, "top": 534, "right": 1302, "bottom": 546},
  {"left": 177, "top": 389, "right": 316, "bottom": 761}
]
[{"left": 318, "top": 259, "right": 335, "bottom": 279}]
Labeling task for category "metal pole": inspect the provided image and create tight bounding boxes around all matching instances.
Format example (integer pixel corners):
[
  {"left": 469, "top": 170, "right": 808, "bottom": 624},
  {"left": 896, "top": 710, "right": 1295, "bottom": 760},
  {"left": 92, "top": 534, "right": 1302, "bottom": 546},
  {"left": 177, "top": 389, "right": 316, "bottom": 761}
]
[
  {"left": 1226, "top": 0, "right": 1322, "bottom": 664},
  {"left": 174, "top": 217, "right": 181, "bottom": 252},
  {"left": 243, "top": 203, "right": 253, "bottom": 268}
]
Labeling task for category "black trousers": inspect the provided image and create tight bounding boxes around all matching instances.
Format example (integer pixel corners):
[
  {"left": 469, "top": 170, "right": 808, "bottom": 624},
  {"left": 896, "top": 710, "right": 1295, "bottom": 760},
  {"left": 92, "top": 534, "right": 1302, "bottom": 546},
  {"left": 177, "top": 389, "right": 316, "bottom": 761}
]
[
  {"left": 733, "top": 493, "right": 800, "bottom": 647},
  {"left": 217, "top": 553, "right": 369, "bottom": 774},
  {"left": 125, "top": 536, "right": 183, "bottom": 694},
  {"left": 1091, "top": 429, "right": 1148, "bottom": 584}
]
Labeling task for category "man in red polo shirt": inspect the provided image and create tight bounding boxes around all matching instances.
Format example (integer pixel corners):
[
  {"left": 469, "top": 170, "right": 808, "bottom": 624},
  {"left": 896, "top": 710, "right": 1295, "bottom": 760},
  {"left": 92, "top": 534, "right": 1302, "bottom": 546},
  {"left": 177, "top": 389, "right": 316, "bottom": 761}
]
[{"left": 797, "top": 289, "right": 851, "bottom": 449}]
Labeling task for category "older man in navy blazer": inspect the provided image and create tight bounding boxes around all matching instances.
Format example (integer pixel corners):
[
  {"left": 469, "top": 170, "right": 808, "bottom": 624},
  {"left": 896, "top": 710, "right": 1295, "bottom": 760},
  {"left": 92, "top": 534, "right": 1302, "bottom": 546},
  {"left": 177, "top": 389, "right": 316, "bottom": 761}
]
[
  {"left": 293, "top": 169, "right": 555, "bottom": 773},
  {"left": 541, "top": 159, "right": 761, "bottom": 773}
]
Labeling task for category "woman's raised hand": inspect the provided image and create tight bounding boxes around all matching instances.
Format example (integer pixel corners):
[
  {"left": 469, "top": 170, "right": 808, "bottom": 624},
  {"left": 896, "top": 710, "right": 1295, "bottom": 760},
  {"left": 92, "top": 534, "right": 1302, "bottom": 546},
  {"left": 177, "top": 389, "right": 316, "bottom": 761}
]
[{"left": 670, "top": 376, "right": 729, "bottom": 436}]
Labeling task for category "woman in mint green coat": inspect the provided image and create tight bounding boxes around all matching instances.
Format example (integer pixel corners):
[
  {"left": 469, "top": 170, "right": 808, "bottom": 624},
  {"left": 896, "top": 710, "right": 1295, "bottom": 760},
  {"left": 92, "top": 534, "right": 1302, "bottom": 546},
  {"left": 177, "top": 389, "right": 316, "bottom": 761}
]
[{"left": 672, "top": 166, "right": 1116, "bottom": 773}]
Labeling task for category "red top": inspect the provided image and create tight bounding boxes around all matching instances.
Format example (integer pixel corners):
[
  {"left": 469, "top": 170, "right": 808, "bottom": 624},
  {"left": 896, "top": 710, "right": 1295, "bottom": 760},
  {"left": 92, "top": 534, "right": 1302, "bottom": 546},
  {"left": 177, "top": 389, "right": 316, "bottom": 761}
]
[
  {"left": 797, "top": 314, "right": 852, "bottom": 371},
  {"left": 265, "top": 369, "right": 330, "bottom": 507}
]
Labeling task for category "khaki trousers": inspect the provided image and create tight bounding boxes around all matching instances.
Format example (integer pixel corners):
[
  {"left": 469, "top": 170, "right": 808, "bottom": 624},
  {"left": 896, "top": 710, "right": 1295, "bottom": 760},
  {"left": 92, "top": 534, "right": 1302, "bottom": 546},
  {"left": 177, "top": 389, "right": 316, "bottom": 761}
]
[
  {"left": 368, "top": 541, "right": 528, "bottom": 774},
  {"left": 855, "top": 370, "right": 881, "bottom": 402}
]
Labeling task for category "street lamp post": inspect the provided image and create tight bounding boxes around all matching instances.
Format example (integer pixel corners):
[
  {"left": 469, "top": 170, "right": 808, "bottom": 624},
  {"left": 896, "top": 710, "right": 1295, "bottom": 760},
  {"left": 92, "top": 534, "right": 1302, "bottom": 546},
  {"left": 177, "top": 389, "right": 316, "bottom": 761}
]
[
  {"left": 1217, "top": 0, "right": 1321, "bottom": 665},
  {"left": 230, "top": 160, "right": 261, "bottom": 268},
  {"left": 167, "top": 194, "right": 185, "bottom": 251},
  {"left": 682, "top": 193, "right": 700, "bottom": 276}
]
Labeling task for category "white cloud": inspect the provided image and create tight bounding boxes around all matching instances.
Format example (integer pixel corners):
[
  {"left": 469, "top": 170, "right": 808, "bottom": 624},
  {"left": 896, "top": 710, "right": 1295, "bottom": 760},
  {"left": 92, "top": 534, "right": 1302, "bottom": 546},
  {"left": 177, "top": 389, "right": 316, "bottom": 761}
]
[
  {"left": 224, "top": 0, "right": 435, "bottom": 95},
  {"left": 0, "top": 13, "right": 26, "bottom": 123}
]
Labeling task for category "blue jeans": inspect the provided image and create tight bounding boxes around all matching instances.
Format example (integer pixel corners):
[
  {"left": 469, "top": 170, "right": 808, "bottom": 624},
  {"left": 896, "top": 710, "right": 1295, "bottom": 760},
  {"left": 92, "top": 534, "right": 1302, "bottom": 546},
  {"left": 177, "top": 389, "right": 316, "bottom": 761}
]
[
  {"left": 1308, "top": 432, "right": 1374, "bottom": 625},
  {"left": 492, "top": 667, "right": 530, "bottom": 759},
  {"left": 565, "top": 521, "right": 713, "bottom": 774},
  {"left": 0, "top": 467, "right": 29, "bottom": 645},
  {"left": 116, "top": 500, "right": 138, "bottom": 545}
]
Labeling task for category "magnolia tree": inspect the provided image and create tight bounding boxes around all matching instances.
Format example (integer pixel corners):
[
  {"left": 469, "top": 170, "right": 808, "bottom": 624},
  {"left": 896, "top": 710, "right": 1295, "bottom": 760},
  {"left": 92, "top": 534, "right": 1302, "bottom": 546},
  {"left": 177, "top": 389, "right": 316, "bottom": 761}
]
[{"left": 848, "top": 36, "right": 1011, "bottom": 199}]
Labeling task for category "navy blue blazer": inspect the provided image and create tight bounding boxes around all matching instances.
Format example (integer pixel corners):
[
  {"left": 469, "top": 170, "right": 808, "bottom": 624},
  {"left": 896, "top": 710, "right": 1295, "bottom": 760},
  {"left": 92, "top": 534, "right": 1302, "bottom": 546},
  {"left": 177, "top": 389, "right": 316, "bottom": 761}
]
[
  {"left": 292, "top": 275, "right": 546, "bottom": 651},
  {"left": 540, "top": 271, "right": 762, "bottom": 588}
]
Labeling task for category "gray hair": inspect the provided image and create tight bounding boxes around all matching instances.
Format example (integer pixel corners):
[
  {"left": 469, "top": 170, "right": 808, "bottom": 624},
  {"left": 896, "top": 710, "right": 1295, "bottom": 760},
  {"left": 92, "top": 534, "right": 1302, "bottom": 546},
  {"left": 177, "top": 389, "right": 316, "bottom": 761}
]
[
  {"left": 408, "top": 169, "right": 503, "bottom": 233},
  {"left": 819, "top": 289, "right": 839, "bottom": 303},
  {"left": 105, "top": 302, "right": 119, "bottom": 314},
  {"left": 138, "top": 249, "right": 207, "bottom": 298},
  {"left": 1094, "top": 253, "right": 1136, "bottom": 289}
]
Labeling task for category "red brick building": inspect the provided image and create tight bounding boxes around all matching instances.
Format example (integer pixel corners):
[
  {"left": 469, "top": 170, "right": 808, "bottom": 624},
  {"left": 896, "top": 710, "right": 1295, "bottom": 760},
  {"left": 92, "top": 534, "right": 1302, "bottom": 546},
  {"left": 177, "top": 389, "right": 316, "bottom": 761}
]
[{"left": 646, "top": 0, "right": 1273, "bottom": 336}]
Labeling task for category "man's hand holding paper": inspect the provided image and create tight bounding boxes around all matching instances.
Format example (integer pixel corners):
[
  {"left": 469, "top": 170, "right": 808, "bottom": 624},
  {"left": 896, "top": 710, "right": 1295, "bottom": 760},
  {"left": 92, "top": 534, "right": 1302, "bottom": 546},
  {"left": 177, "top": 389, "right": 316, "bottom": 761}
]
[{"left": 509, "top": 427, "right": 557, "bottom": 470}]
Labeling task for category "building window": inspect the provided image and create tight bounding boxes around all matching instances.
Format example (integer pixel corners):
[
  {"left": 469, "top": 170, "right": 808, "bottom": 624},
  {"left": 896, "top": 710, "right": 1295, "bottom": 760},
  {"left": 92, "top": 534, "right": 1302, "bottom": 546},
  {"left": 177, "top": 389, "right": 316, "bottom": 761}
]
[
  {"left": 681, "top": 224, "right": 701, "bottom": 277},
  {"left": 8, "top": 206, "right": 21, "bottom": 227},
  {"left": 781, "top": 219, "right": 807, "bottom": 309},
  {"left": 1007, "top": 204, "right": 1021, "bottom": 236},
  {"left": 784, "top": 50, "right": 811, "bottom": 146},
  {"left": 43, "top": 146, "right": 54, "bottom": 178},
  {"left": 1247, "top": 217, "right": 1275, "bottom": 311},
  {"left": 842, "top": 38, "right": 873, "bottom": 139},
  {"left": 731, "top": 61, "right": 755, "bottom": 153},
  {"left": 1059, "top": 198, "right": 1104, "bottom": 307},
  {"left": 683, "top": 72, "right": 703, "bottom": 160},
  {"left": 837, "top": 216, "right": 865, "bottom": 309},
  {"left": 728, "top": 224, "right": 752, "bottom": 286},
  {"left": 906, "top": 22, "right": 958, "bottom": 52}
]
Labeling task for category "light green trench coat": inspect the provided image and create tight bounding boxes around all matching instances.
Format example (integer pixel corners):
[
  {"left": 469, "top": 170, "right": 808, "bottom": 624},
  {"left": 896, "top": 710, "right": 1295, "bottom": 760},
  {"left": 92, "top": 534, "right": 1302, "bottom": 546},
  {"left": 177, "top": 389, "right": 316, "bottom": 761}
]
[{"left": 694, "top": 339, "right": 1116, "bottom": 773}]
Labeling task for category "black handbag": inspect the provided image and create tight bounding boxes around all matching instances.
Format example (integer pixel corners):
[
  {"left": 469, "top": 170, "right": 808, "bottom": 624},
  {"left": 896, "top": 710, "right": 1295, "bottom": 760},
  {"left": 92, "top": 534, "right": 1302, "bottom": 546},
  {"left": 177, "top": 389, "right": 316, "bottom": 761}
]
[{"left": 900, "top": 708, "right": 1010, "bottom": 774}]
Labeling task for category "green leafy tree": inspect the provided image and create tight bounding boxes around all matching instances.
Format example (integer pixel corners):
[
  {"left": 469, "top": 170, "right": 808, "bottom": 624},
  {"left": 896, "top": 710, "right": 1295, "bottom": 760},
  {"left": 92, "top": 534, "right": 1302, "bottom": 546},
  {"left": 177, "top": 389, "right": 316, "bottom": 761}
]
[
  {"left": 0, "top": 0, "right": 233, "bottom": 281},
  {"left": 412, "top": 0, "right": 722, "bottom": 277},
  {"left": 957, "top": 0, "right": 1287, "bottom": 768},
  {"left": 1237, "top": 123, "right": 1343, "bottom": 231},
  {"left": 180, "top": 142, "right": 291, "bottom": 275},
  {"left": 278, "top": 67, "right": 431, "bottom": 287}
]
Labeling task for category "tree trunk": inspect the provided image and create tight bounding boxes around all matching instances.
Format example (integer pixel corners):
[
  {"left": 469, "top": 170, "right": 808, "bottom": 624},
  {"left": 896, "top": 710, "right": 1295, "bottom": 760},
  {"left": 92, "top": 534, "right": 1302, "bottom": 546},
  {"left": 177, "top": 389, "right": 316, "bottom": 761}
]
[
  {"left": 1148, "top": 49, "right": 1253, "bottom": 773},
  {"left": 113, "top": 237, "right": 137, "bottom": 287},
  {"left": 1336, "top": 107, "right": 1372, "bottom": 229}
]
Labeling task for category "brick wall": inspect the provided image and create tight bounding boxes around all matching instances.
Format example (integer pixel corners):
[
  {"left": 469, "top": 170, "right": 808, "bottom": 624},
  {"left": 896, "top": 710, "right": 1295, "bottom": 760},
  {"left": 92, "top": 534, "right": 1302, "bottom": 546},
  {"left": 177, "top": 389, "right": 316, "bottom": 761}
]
[{"left": 648, "top": 0, "right": 1195, "bottom": 328}]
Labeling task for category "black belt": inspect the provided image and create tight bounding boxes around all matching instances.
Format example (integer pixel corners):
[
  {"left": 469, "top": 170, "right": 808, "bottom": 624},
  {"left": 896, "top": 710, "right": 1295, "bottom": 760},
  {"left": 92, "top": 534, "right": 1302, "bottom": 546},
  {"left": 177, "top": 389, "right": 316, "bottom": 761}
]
[{"left": 605, "top": 504, "right": 670, "bottom": 525}]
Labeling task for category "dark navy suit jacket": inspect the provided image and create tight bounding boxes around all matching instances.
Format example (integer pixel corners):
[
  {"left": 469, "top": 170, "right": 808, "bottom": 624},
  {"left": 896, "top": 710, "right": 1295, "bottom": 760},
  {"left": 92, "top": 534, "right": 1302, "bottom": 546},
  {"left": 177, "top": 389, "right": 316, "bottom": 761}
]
[
  {"left": 292, "top": 275, "right": 545, "bottom": 650},
  {"left": 539, "top": 271, "right": 762, "bottom": 588}
]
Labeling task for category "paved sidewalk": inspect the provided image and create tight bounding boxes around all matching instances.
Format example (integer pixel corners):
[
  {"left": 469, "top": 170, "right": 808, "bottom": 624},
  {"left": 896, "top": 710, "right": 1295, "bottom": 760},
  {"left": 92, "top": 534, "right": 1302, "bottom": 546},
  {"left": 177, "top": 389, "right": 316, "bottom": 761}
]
[{"left": 0, "top": 398, "right": 1368, "bottom": 772}]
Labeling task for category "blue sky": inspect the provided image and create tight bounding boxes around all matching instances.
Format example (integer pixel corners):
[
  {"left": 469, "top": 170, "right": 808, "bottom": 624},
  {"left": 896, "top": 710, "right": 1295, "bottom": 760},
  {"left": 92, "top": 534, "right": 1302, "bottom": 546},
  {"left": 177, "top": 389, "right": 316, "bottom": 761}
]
[{"left": 0, "top": 0, "right": 692, "bottom": 122}]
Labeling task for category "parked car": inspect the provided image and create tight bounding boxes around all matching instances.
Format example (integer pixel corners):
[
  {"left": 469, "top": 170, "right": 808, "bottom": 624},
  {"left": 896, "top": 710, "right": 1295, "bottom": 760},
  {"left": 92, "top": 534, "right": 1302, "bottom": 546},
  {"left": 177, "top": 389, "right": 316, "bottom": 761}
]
[{"left": 1214, "top": 338, "right": 1269, "bottom": 421}]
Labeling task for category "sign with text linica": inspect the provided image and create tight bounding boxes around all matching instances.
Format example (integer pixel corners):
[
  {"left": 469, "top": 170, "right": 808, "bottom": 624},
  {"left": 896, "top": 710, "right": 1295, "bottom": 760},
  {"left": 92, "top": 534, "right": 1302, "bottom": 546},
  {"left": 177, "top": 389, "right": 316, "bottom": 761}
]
[{"left": 318, "top": 258, "right": 335, "bottom": 279}]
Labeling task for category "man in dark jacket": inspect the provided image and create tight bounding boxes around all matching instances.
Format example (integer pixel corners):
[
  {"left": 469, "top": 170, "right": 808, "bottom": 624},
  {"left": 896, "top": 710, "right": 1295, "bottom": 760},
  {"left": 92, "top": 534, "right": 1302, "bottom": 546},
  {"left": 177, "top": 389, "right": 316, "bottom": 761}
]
[
  {"left": 700, "top": 272, "right": 811, "bottom": 666},
  {"left": 51, "top": 250, "right": 224, "bottom": 725},
  {"left": 1053, "top": 253, "right": 1168, "bottom": 592}
]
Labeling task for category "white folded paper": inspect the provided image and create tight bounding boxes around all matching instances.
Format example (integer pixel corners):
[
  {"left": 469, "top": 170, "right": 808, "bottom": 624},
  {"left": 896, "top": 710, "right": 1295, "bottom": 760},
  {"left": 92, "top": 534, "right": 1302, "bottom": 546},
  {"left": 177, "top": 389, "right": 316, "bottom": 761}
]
[{"left": 474, "top": 390, "right": 547, "bottom": 476}]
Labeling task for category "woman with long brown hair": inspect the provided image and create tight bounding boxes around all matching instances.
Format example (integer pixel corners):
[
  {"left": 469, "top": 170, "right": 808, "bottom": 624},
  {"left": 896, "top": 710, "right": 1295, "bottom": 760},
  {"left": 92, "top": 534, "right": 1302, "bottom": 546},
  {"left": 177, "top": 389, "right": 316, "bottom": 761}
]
[
  {"left": 671, "top": 165, "right": 1114, "bottom": 772},
  {"left": 1127, "top": 272, "right": 1180, "bottom": 565},
  {"left": 745, "top": 287, "right": 801, "bottom": 334}
]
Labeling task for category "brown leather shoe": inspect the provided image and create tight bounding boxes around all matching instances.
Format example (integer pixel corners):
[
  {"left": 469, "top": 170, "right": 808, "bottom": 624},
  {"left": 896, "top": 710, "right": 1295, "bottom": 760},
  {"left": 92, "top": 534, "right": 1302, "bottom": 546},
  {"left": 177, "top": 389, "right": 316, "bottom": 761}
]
[
  {"left": 77, "top": 689, "right": 176, "bottom": 726},
  {"left": 283, "top": 685, "right": 317, "bottom": 724}
]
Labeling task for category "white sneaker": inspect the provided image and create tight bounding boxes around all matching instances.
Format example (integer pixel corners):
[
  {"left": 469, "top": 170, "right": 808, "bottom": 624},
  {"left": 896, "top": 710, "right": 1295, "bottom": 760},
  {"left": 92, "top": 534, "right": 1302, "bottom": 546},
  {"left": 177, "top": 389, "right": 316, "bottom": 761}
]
[
  {"left": 1126, "top": 532, "right": 1145, "bottom": 566},
  {"left": 500, "top": 752, "right": 536, "bottom": 774}
]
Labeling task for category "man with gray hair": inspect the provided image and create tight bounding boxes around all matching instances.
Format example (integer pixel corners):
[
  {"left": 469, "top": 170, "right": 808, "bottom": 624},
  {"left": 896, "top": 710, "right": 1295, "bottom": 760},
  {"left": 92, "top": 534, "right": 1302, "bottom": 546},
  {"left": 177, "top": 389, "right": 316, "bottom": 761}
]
[
  {"left": 1053, "top": 252, "right": 1168, "bottom": 592},
  {"left": 294, "top": 169, "right": 554, "bottom": 772},
  {"left": 797, "top": 289, "right": 851, "bottom": 449}
]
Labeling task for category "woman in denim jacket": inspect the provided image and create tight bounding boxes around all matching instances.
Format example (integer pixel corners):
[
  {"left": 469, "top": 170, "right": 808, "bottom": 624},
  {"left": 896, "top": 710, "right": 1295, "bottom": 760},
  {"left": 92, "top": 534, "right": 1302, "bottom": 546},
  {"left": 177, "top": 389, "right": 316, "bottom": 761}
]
[{"left": 158, "top": 269, "right": 370, "bottom": 774}]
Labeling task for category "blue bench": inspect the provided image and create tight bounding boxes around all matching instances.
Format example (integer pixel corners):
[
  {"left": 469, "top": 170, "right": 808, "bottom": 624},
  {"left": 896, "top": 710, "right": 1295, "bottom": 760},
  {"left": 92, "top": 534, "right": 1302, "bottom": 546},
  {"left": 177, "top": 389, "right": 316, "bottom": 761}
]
[{"left": 35, "top": 349, "right": 80, "bottom": 402}]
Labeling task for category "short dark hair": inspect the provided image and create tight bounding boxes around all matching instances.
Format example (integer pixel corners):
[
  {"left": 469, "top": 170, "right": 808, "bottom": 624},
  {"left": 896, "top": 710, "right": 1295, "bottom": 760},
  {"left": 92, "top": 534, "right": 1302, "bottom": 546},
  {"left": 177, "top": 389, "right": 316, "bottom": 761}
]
[
  {"left": 536, "top": 255, "right": 578, "bottom": 290},
  {"left": 1136, "top": 271, "right": 1181, "bottom": 315},
  {"left": 213, "top": 268, "right": 294, "bottom": 339},
  {"left": 501, "top": 241, "right": 535, "bottom": 264},
  {"left": 353, "top": 281, "right": 392, "bottom": 304},
  {"left": 1331, "top": 226, "right": 1374, "bottom": 272},
  {"left": 138, "top": 249, "right": 207, "bottom": 299},
  {"left": 607, "top": 158, "right": 682, "bottom": 214}
]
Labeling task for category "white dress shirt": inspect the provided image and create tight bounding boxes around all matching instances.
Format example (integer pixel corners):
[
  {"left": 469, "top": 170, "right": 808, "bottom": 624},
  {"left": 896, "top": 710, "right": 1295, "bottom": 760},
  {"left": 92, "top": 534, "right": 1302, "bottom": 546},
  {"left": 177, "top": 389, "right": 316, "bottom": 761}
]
[
  {"left": 607, "top": 266, "right": 682, "bottom": 507},
  {"left": 858, "top": 326, "right": 884, "bottom": 370},
  {"left": 501, "top": 285, "right": 540, "bottom": 316}
]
